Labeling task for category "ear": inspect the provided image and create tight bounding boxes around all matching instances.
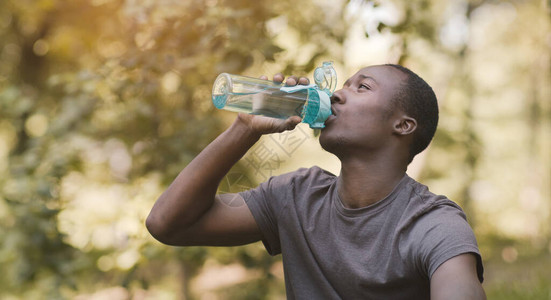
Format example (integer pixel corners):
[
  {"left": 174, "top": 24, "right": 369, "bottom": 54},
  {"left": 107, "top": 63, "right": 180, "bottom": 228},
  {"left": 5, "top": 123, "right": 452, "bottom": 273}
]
[{"left": 393, "top": 116, "right": 417, "bottom": 136}]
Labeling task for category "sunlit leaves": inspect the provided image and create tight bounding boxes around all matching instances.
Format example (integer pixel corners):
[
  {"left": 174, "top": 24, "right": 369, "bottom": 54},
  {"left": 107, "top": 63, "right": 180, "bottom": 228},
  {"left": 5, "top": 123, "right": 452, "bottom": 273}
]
[{"left": 0, "top": 0, "right": 349, "bottom": 298}]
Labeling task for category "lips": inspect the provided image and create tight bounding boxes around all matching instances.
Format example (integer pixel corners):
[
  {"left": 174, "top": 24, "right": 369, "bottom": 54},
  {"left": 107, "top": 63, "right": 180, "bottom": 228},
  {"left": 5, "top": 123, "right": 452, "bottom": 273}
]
[
  {"left": 324, "top": 114, "right": 337, "bottom": 125},
  {"left": 331, "top": 106, "right": 338, "bottom": 117}
]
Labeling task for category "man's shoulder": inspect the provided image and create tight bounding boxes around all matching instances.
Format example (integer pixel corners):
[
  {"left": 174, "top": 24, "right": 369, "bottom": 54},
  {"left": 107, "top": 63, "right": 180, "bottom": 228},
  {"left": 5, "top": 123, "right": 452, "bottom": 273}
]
[
  {"left": 399, "top": 179, "right": 483, "bottom": 282},
  {"left": 403, "top": 177, "right": 464, "bottom": 212},
  {"left": 398, "top": 176, "right": 469, "bottom": 231}
]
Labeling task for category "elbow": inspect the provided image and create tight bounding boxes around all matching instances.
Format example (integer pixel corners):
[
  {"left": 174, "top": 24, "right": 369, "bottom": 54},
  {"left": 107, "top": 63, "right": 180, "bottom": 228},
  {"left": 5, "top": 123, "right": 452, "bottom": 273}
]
[
  {"left": 145, "top": 213, "right": 174, "bottom": 245},
  {"left": 145, "top": 212, "right": 195, "bottom": 246}
]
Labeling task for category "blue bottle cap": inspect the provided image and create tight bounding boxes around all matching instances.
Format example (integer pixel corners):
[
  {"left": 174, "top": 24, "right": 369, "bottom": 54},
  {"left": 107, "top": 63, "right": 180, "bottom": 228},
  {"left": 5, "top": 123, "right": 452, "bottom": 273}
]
[
  {"left": 279, "top": 61, "right": 337, "bottom": 129},
  {"left": 301, "top": 89, "right": 332, "bottom": 129},
  {"left": 304, "top": 61, "right": 336, "bottom": 128}
]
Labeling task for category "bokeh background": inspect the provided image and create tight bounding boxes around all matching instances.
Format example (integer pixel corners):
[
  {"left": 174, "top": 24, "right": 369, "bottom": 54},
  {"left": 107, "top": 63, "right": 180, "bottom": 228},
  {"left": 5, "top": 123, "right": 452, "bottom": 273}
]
[{"left": 0, "top": 0, "right": 550, "bottom": 299}]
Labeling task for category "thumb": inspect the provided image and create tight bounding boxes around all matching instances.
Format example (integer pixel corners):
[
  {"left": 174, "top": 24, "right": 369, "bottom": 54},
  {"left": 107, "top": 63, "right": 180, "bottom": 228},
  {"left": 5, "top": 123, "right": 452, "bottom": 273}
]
[{"left": 277, "top": 116, "right": 302, "bottom": 132}]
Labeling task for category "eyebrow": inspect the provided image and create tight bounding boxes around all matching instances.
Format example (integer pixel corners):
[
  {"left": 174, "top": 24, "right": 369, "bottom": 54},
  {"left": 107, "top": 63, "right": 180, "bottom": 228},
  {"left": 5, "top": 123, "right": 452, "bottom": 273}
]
[{"left": 343, "top": 74, "right": 378, "bottom": 87}]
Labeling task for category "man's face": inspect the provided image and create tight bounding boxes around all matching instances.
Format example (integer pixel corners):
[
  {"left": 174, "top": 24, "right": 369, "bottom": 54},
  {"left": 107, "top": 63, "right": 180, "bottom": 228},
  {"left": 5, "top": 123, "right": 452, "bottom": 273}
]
[{"left": 319, "top": 65, "right": 407, "bottom": 156}]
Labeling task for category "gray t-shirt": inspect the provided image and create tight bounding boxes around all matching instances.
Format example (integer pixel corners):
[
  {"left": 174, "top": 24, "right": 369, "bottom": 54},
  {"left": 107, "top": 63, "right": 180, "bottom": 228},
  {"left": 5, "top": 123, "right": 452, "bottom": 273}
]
[{"left": 241, "top": 166, "right": 483, "bottom": 299}]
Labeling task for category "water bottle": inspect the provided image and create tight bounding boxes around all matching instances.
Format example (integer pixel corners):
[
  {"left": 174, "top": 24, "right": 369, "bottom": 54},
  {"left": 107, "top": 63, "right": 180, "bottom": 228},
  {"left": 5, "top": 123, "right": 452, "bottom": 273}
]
[{"left": 212, "top": 62, "right": 337, "bottom": 129}]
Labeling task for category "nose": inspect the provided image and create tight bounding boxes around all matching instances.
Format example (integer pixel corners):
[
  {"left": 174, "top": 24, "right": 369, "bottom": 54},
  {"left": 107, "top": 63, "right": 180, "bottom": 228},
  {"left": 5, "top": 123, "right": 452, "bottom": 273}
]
[{"left": 330, "top": 89, "right": 345, "bottom": 104}]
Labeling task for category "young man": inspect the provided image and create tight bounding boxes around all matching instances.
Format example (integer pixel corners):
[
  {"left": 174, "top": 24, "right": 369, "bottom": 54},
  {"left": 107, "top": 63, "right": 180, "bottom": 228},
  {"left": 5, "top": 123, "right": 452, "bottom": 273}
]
[{"left": 146, "top": 64, "right": 485, "bottom": 299}]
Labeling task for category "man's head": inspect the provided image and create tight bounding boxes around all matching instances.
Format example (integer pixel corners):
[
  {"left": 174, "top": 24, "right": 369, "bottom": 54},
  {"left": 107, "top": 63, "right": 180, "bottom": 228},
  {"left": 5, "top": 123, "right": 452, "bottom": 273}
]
[
  {"left": 384, "top": 64, "right": 439, "bottom": 162},
  {"left": 320, "top": 64, "right": 439, "bottom": 164}
]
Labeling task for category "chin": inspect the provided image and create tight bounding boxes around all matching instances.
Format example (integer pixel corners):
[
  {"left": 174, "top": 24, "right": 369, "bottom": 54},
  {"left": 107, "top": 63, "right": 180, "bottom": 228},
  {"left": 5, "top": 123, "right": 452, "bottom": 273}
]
[{"left": 319, "top": 131, "right": 345, "bottom": 155}]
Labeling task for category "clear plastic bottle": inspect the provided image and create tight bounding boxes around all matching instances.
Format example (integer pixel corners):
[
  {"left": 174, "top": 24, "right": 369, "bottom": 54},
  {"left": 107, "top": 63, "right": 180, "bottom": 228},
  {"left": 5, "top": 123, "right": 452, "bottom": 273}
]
[{"left": 212, "top": 62, "right": 337, "bottom": 129}]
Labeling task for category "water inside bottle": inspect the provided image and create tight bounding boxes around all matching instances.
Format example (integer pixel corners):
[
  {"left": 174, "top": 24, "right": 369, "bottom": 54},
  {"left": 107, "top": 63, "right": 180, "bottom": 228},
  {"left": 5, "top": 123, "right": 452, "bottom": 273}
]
[{"left": 216, "top": 90, "right": 307, "bottom": 119}]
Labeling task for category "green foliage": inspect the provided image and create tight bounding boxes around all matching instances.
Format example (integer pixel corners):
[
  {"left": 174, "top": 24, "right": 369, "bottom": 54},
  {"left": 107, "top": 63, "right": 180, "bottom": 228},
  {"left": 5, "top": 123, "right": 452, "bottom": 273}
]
[
  {"left": 0, "top": 0, "right": 347, "bottom": 298},
  {"left": 487, "top": 282, "right": 551, "bottom": 300},
  {"left": 214, "top": 276, "right": 286, "bottom": 300},
  {"left": 0, "top": 0, "right": 549, "bottom": 298}
]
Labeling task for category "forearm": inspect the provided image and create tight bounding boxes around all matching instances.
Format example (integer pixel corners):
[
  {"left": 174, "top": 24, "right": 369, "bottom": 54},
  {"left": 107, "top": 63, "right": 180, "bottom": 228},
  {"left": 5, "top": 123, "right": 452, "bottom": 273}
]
[{"left": 146, "top": 117, "right": 261, "bottom": 241}]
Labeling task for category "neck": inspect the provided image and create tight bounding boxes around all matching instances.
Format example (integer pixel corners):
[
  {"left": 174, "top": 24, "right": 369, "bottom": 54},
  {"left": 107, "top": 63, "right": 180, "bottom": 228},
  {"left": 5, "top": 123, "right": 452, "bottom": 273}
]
[{"left": 337, "top": 155, "right": 407, "bottom": 209}]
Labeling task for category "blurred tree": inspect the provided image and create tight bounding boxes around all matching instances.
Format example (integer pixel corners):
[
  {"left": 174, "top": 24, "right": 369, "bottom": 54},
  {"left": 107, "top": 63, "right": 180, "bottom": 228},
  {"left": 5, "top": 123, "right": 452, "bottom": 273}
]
[
  {"left": 0, "top": 0, "right": 348, "bottom": 298},
  {"left": 348, "top": 1, "right": 550, "bottom": 295},
  {"left": 1, "top": 0, "right": 549, "bottom": 298}
]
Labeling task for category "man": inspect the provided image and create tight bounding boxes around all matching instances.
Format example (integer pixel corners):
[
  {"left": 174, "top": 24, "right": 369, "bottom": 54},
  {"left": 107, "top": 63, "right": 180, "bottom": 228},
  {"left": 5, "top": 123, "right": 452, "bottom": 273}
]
[{"left": 146, "top": 64, "right": 485, "bottom": 299}]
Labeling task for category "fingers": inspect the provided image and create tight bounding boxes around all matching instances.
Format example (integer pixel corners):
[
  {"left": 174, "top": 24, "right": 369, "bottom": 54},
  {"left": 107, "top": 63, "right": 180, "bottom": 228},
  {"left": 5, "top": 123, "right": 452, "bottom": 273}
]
[
  {"left": 273, "top": 73, "right": 284, "bottom": 83},
  {"left": 298, "top": 77, "right": 310, "bottom": 85},
  {"left": 261, "top": 73, "right": 310, "bottom": 86},
  {"left": 260, "top": 74, "right": 283, "bottom": 82},
  {"left": 285, "top": 76, "right": 309, "bottom": 86},
  {"left": 285, "top": 76, "right": 310, "bottom": 86}
]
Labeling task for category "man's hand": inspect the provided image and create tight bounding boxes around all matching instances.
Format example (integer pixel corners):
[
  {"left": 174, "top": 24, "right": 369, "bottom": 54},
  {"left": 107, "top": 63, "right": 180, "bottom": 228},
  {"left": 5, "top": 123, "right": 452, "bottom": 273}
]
[{"left": 235, "top": 73, "right": 310, "bottom": 136}]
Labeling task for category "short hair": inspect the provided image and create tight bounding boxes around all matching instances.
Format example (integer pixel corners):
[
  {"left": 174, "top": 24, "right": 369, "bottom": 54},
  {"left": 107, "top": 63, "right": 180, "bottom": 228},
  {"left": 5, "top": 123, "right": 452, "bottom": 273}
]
[{"left": 384, "top": 64, "right": 439, "bottom": 163}]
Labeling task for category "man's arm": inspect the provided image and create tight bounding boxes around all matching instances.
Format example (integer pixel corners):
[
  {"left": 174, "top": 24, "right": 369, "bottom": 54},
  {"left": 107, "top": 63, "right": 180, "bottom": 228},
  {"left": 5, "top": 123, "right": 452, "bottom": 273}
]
[
  {"left": 430, "top": 253, "right": 486, "bottom": 300},
  {"left": 146, "top": 75, "right": 306, "bottom": 246}
]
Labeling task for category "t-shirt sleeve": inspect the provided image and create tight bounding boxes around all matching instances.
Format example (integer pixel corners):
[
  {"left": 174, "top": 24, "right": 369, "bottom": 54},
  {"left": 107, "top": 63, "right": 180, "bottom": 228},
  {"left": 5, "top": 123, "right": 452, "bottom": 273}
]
[
  {"left": 411, "top": 203, "right": 484, "bottom": 283},
  {"left": 239, "top": 169, "right": 304, "bottom": 256}
]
